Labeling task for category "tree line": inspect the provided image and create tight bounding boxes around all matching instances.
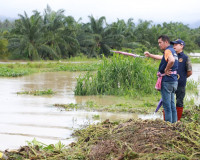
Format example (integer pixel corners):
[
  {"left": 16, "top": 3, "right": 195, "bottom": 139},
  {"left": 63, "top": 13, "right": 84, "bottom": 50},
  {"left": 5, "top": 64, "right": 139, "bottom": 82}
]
[{"left": 0, "top": 5, "right": 200, "bottom": 60}]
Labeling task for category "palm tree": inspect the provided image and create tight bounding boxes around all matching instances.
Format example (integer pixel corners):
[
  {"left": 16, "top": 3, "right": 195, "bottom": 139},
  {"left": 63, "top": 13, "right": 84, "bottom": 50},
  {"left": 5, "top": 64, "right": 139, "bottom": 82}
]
[
  {"left": 61, "top": 16, "right": 80, "bottom": 58},
  {"left": 9, "top": 5, "right": 80, "bottom": 60},
  {"left": 77, "top": 15, "right": 124, "bottom": 57},
  {"left": 0, "top": 31, "right": 8, "bottom": 57},
  {"left": 161, "top": 22, "right": 196, "bottom": 52},
  {"left": 76, "top": 16, "right": 105, "bottom": 57},
  {"left": 8, "top": 11, "right": 58, "bottom": 60},
  {"left": 133, "top": 19, "right": 153, "bottom": 47},
  {"left": 110, "top": 18, "right": 137, "bottom": 49},
  {"left": 42, "top": 5, "right": 79, "bottom": 59},
  {"left": 8, "top": 11, "right": 44, "bottom": 60}
]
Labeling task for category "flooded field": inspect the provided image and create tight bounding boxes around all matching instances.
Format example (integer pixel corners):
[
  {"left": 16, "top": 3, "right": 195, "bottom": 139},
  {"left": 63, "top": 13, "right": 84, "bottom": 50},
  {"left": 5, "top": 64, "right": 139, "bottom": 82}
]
[
  {"left": 0, "top": 72, "right": 161, "bottom": 151},
  {"left": 0, "top": 63, "right": 199, "bottom": 151}
]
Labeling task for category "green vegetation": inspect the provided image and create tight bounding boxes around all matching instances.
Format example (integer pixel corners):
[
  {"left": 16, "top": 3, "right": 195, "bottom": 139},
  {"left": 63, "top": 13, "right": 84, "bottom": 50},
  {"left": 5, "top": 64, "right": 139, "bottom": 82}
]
[
  {"left": 1, "top": 57, "right": 199, "bottom": 160},
  {"left": 0, "top": 61, "right": 101, "bottom": 77},
  {"left": 191, "top": 57, "right": 200, "bottom": 63},
  {"left": 26, "top": 138, "right": 65, "bottom": 153},
  {"left": 66, "top": 53, "right": 100, "bottom": 62},
  {"left": 17, "top": 89, "right": 55, "bottom": 96},
  {"left": 55, "top": 90, "right": 196, "bottom": 114},
  {"left": 75, "top": 54, "right": 159, "bottom": 97},
  {"left": 186, "top": 79, "right": 199, "bottom": 91},
  {"left": 1, "top": 5, "right": 200, "bottom": 60},
  {"left": 54, "top": 96, "right": 160, "bottom": 114},
  {"left": 56, "top": 62, "right": 100, "bottom": 72},
  {"left": 5, "top": 106, "right": 200, "bottom": 160},
  {"left": 0, "top": 31, "right": 9, "bottom": 59},
  {"left": 68, "top": 109, "right": 200, "bottom": 160},
  {"left": 0, "top": 66, "right": 35, "bottom": 77},
  {"left": 6, "top": 138, "right": 66, "bottom": 159},
  {"left": 185, "top": 79, "right": 200, "bottom": 98},
  {"left": 192, "top": 49, "right": 200, "bottom": 53},
  {"left": 54, "top": 103, "right": 79, "bottom": 111},
  {"left": 0, "top": 19, "right": 14, "bottom": 31},
  {"left": 92, "top": 114, "right": 100, "bottom": 120}
]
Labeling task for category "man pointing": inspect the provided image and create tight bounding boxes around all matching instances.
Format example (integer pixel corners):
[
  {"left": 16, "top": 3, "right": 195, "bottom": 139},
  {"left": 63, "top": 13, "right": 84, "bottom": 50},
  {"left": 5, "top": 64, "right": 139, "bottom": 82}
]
[{"left": 144, "top": 35, "right": 178, "bottom": 123}]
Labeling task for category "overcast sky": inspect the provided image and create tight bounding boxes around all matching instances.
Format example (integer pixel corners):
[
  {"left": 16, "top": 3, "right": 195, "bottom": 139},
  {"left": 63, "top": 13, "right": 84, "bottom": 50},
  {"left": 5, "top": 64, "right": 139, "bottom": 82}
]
[{"left": 1, "top": 0, "right": 200, "bottom": 26}]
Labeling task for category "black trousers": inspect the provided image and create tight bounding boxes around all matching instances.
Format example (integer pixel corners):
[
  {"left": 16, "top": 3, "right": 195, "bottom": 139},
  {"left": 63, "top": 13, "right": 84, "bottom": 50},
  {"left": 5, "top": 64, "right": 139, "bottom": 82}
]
[{"left": 175, "top": 86, "right": 185, "bottom": 107}]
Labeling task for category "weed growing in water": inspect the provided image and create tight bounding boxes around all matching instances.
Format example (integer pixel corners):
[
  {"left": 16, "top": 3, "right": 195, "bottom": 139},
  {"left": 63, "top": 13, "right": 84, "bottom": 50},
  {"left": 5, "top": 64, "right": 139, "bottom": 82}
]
[
  {"left": 0, "top": 61, "right": 101, "bottom": 77},
  {"left": 54, "top": 103, "right": 78, "bottom": 111},
  {"left": 190, "top": 57, "right": 200, "bottom": 63},
  {"left": 54, "top": 97, "right": 159, "bottom": 114},
  {"left": 0, "top": 66, "right": 35, "bottom": 77},
  {"left": 92, "top": 114, "right": 100, "bottom": 120},
  {"left": 75, "top": 54, "right": 159, "bottom": 97},
  {"left": 17, "top": 89, "right": 55, "bottom": 96},
  {"left": 186, "top": 79, "right": 199, "bottom": 91}
]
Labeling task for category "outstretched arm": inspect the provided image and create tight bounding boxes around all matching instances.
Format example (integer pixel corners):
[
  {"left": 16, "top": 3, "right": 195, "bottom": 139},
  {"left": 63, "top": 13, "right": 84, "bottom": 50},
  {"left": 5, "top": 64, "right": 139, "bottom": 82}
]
[{"left": 144, "top": 51, "right": 163, "bottom": 60}]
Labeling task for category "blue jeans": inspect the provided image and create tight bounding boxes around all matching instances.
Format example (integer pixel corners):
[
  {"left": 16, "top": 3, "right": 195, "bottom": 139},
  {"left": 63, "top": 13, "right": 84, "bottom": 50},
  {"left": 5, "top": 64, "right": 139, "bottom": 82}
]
[{"left": 161, "top": 81, "right": 178, "bottom": 123}]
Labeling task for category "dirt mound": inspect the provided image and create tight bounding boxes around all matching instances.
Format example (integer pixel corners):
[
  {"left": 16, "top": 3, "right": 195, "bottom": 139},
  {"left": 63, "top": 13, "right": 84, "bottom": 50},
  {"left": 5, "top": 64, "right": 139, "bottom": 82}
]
[
  {"left": 86, "top": 119, "right": 178, "bottom": 159},
  {"left": 4, "top": 107, "right": 200, "bottom": 160},
  {"left": 72, "top": 118, "right": 200, "bottom": 160}
]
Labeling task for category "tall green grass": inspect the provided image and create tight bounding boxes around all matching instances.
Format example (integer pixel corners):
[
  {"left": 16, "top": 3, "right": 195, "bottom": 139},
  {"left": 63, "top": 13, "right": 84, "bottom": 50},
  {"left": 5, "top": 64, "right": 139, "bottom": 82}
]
[
  {"left": 185, "top": 79, "right": 199, "bottom": 97},
  {"left": 75, "top": 54, "right": 159, "bottom": 96},
  {"left": 186, "top": 79, "right": 199, "bottom": 91},
  {"left": 191, "top": 58, "right": 200, "bottom": 63}
]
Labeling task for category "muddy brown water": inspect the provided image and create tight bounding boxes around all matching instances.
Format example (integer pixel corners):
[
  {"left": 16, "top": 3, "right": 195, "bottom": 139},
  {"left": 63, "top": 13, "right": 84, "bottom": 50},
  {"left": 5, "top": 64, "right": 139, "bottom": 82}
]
[{"left": 0, "top": 64, "right": 199, "bottom": 151}]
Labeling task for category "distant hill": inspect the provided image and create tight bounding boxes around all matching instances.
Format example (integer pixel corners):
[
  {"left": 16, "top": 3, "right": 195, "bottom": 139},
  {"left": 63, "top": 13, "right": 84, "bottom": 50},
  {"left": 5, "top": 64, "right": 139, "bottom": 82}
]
[
  {"left": 0, "top": 14, "right": 200, "bottom": 29},
  {"left": 189, "top": 21, "right": 200, "bottom": 29},
  {"left": 0, "top": 15, "right": 16, "bottom": 21}
]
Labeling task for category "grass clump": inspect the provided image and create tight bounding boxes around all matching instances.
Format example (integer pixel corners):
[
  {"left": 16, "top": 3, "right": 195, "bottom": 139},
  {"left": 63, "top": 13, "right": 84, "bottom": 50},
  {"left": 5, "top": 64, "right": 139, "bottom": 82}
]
[
  {"left": 56, "top": 62, "right": 100, "bottom": 72},
  {"left": 75, "top": 54, "right": 159, "bottom": 97},
  {"left": 186, "top": 79, "right": 199, "bottom": 91},
  {"left": 191, "top": 57, "right": 200, "bottom": 63},
  {"left": 0, "top": 61, "right": 101, "bottom": 77},
  {"left": 92, "top": 114, "right": 100, "bottom": 120},
  {"left": 17, "top": 89, "right": 55, "bottom": 96},
  {"left": 54, "top": 103, "right": 78, "bottom": 111},
  {"left": 57, "top": 107, "right": 200, "bottom": 160},
  {"left": 0, "top": 66, "right": 35, "bottom": 77},
  {"left": 54, "top": 96, "right": 160, "bottom": 114},
  {"left": 5, "top": 138, "right": 66, "bottom": 160}
]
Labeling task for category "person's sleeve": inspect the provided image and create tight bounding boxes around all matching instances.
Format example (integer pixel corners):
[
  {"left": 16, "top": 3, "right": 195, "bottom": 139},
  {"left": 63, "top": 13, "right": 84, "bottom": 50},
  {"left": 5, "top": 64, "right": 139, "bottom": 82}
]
[
  {"left": 164, "top": 49, "right": 172, "bottom": 61},
  {"left": 186, "top": 57, "right": 192, "bottom": 71}
]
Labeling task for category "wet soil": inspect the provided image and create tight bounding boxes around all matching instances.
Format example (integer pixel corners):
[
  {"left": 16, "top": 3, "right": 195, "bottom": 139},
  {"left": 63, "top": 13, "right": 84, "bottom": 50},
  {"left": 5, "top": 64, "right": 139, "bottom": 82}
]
[{"left": 5, "top": 106, "right": 200, "bottom": 160}]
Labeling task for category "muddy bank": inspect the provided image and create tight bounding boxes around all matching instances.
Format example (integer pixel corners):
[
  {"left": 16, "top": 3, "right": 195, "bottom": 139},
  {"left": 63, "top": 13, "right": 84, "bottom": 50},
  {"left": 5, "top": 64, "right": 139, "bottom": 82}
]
[{"left": 4, "top": 107, "right": 200, "bottom": 160}]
